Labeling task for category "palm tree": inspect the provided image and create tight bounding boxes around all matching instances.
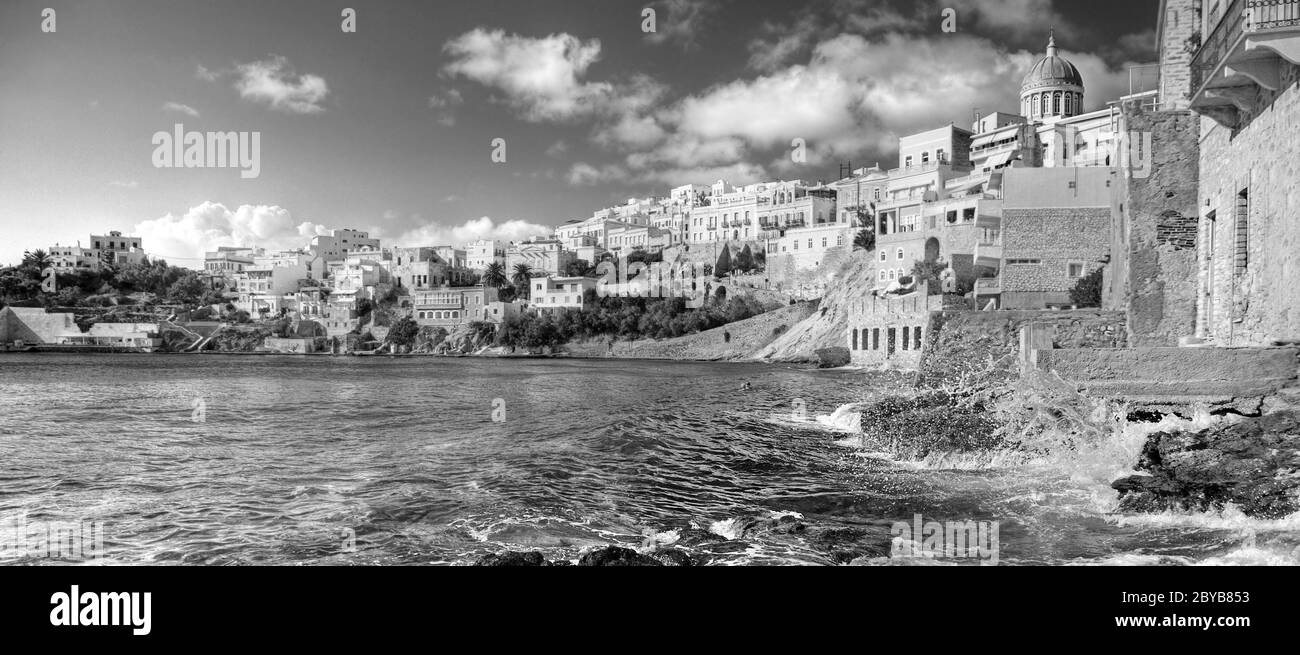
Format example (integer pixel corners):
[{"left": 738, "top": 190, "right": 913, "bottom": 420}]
[
  {"left": 853, "top": 229, "right": 876, "bottom": 252},
  {"left": 512, "top": 263, "right": 533, "bottom": 300},
  {"left": 482, "top": 262, "right": 508, "bottom": 288},
  {"left": 22, "top": 249, "right": 51, "bottom": 271}
]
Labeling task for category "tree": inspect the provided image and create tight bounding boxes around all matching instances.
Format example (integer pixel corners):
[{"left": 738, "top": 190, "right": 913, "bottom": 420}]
[
  {"left": 166, "top": 271, "right": 207, "bottom": 305},
  {"left": 1069, "top": 267, "right": 1104, "bottom": 308},
  {"left": 386, "top": 316, "right": 421, "bottom": 348},
  {"left": 734, "top": 245, "right": 754, "bottom": 273},
  {"left": 482, "top": 262, "right": 508, "bottom": 288},
  {"left": 911, "top": 258, "right": 949, "bottom": 294},
  {"left": 853, "top": 229, "right": 876, "bottom": 252},
  {"left": 565, "top": 259, "right": 594, "bottom": 277},
  {"left": 512, "top": 263, "right": 533, "bottom": 300},
  {"left": 714, "top": 246, "right": 733, "bottom": 278}
]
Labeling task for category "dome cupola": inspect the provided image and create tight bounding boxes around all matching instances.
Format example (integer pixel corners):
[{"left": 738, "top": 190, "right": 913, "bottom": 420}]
[{"left": 1020, "top": 31, "right": 1085, "bottom": 120}]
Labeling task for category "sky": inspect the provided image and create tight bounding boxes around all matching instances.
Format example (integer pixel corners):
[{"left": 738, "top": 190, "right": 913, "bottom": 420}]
[{"left": 0, "top": 0, "right": 1160, "bottom": 268}]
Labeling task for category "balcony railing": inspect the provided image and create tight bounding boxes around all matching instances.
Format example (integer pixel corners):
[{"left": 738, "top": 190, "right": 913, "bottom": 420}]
[
  {"left": 1247, "top": 0, "right": 1300, "bottom": 30},
  {"left": 974, "top": 277, "right": 1001, "bottom": 294},
  {"left": 1191, "top": 0, "right": 1247, "bottom": 94}
]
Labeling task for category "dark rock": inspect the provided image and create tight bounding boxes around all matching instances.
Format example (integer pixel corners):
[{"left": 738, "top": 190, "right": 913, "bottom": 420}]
[
  {"left": 815, "top": 347, "right": 851, "bottom": 369},
  {"left": 577, "top": 546, "right": 663, "bottom": 566},
  {"left": 1112, "top": 410, "right": 1300, "bottom": 519},
  {"left": 474, "top": 551, "right": 551, "bottom": 566},
  {"left": 652, "top": 549, "right": 698, "bottom": 566}
]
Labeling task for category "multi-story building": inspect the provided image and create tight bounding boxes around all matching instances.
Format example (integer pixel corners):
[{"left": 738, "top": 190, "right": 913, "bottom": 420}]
[
  {"left": 506, "top": 239, "right": 575, "bottom": 277},
  {"left": 309, "top": 228, "right": 380, "bottom": 264},
  {"left": 204, "top": 247, "right": 259, "bottom": 278},
  {"left": 465, "top": 239, "right": 506, "bottom": 272},
  {"left": 998, "top": 167, "right": 1114, "bottom": 309},
  {"left": 1176, "top": 0, "right": 1300, "bottom": 346},
  {"left": 89, "top": 231, "right": 147, "bottom": 267},
  {"left": 47, "top": 245, "right": 103, "bottom": 272},
  {"left": 530, "top": 276, "right": 598, "bottom": 314},
  {"left": 388, "top": 247, "right": 450, "bottom": 290},
  {"left": 410, "top": 286, "right": 500, "bottom": 326}
]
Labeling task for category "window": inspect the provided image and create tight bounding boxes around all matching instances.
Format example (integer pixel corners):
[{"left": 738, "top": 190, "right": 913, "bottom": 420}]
[
  {"left": 914, "top": 326, "right": 922, "bottom": 351},
  {"left": 896, "top": 248, "right": 904, "bottom": 260},
  {"left": 888, "top": 269, "right": 896, "bottom": 281},
  {"left": 946, "top": 210, "right": 958, "bottom": 224},
  {"left": 1067, "top": 262, "right": 1085, "bottom": 278},
  {"left": 852, "top": 329, "right": 859, "bottom": 350},
  {"left": 878, "top": 270, "right": 886, "bottom": 282},
  {"left": 1064, "top": 93, "right": 1073, "bottom": 115},
  {"left": 794, "top": 241, "right": 799, "bottom": 250},
  {"left": 822, "top": 237, "right": 828, "bottom": 248},
  {"left": 872, "top": 328, "right": 880, "bottom": 350},
  {"left": 936, "top": 148, "right": 946, "bottom": 163},
  {"left": 837, "top": 235, "right": 844, "bottom": 246},
  {"left": 963, "top": 208, "right": 976, "bottom": 222},
  {"left": 808, "top": 239, "right": 813, "bottom": 249},
  {"left": 921, "top": 152, "right": 930, "bottom": 164},
  {"left": 1006, "top": 258, "right": 1042, "bottom": 265},
  {"left": 1236, "top": 188, "right": 1249, "bottom": 274},
  {"left": 880, "top": 251, "right": 887, "bottom": 263},
  {"left": 905, "top": 155, "right": 913, "bottom": 168}
]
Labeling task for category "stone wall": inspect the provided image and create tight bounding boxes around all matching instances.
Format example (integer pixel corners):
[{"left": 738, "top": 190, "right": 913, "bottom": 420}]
[
  {"left": 918, "top": 309, "right": 1127, "bottom": 386},
  {"left": 1197, "top": 63, "right": 1300, "bottom": 346},
  {"left": 1035, "top": 346, "right": 1299, "bottom": 412},
  {"left": 1002, "top": 206, "right": 1111, "bottom": 308},
  {"left": 1157, "top": 0, "right": 1200, "bottom": 110},
  {"left": 846, "top": 289, "right": 946, "bottom": 370},
  {"left": 1114, "top": 105, "right": 1201, "bottom": 346}
]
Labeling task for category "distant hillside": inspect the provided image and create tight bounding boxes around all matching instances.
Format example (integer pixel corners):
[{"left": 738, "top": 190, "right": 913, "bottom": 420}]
[{"left": 751, "top": 250, "right": 874, "bottom": 362}]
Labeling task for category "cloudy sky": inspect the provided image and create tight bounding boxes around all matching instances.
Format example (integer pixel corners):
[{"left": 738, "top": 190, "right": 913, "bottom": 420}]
[{"left": 0, "top": 0, "right": 1158, "bottom": 267}]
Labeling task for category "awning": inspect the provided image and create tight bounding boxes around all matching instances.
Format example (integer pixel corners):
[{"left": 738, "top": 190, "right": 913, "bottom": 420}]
[
  {"left": 985, "top": 151, "right": 1014, "bottom": 169},
  {"left": 947, "top": 177, "right": 987, "bottom": 196}
]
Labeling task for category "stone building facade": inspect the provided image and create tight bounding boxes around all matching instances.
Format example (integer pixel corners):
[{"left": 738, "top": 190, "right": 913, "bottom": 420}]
[
  {"left": 1000, "top": 167, "right": 1115, "bottom": 309},
  {"left": 1108, "top": 104, "right": 1201, "bottom": 347},
  {"left": 847, "top": 283, "right": 946, "bottom": 370},
  {"left": 1181, "top": 0, "right": 1300, "bottom": 346}
]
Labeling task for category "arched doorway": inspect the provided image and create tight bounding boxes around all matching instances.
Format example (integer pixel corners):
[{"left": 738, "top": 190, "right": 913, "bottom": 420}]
[{"left": 924, "top": 237, "right": 940, "bottom": 263}]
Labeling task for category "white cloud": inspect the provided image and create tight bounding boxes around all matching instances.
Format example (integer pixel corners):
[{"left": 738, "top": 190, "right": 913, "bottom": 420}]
[
  {"left": 545, "top": 140, "right": 569, "bottom": 158},
  {"left": 108, "top": 180, "right": 139, "bottom": 189},
  {"left": 234, "top": 56, "right": 329, "bottom": 115},
  {"left": 949, "top": 0, "right": 1072, "bottom": 39},
  {"left": 195, "top": 64, "right": 221, "bottom": 82},
  {"left": 393, "top": 216, "right": 553, "bottom": 247},
  {"left": 133, "top": 202, "right": 330, "bottom": 263},
  {"left": 427, "top": 88, "right": 463, "bottom": 126},
  {"left": 442, "top": 28, "right": 614, "bottom": 122},
  {"left": 644, "top": 0, "right": 718, "bottom": 50},
  {"left": 162, "top": 101, "right": 200, "bottom": 118}
]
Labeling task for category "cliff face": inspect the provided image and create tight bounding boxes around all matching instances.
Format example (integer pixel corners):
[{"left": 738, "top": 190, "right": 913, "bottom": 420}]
[{"left": 752, "top": 250, "right": 875, "bottom": 363}]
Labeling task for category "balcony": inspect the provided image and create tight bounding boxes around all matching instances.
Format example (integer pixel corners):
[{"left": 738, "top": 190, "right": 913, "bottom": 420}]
[
  {"left": 1191, "top": 0, "right": 1300, "bottom": 128},
  {"left": 974, "top": 277, "right": 1002, "bottom": 295},
  {"left": 974, "top": 243, "right": 1002, "bottom": 268}
]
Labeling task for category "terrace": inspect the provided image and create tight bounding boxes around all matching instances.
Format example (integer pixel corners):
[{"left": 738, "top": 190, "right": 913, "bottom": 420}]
[{"left": 1190, "top": 0, "right": 1300, "bottom": 128}]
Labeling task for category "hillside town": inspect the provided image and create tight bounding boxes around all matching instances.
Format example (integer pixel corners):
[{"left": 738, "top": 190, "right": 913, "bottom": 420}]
[{"left": 4, "top": 0, "right": 1299, "bottom": 374}]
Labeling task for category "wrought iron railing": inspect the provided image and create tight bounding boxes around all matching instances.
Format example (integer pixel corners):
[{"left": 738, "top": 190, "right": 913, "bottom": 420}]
[
  {"left": 1191, "top": 0, "right": 1246, "bottom": 94},
  {"left": 1246, "top": 0, "right": 1300, "bottom": 30}
]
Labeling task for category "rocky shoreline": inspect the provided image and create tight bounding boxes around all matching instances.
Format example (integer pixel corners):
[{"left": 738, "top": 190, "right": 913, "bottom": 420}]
[{"left": 1112, "top": 408, "right": 1300, "bottom": 519}]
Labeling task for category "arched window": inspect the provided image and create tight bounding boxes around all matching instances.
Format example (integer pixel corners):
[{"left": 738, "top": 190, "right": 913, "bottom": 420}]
[
  {"left": 1064, "top": 92, "right": 1073, "bottom": 115},
  {"left": 897, "top": 248, "right": 905, "bottom": 261},
  {"left": 879, "top": 250, "right": 887, "bottom": 263},
  {"left": 888, "top": 269, "right": 896, "bottom": 281},
  {"left": 878, "top": 270, "right": 886, "bottom": 282},
  {"left": 1053, "top": 91, "right": 1062, "bottom": 115},
  {"left": 1040, "top": 93, "right": 1049, "bottom": 116}
]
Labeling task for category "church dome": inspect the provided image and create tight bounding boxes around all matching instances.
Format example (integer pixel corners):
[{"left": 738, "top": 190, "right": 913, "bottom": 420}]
[{"left": 1019, "top": 33, "right": 1085, "bottom": 120}]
